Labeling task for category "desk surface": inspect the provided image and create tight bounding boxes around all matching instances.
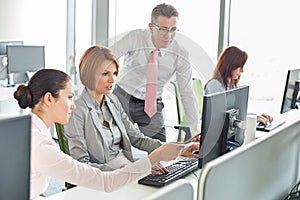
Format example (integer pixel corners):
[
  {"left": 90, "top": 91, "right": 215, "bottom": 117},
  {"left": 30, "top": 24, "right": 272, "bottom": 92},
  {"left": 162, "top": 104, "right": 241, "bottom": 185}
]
[
  {"left": 46, "top": 169, "right": 200, "bottom": 200},
  {"left": 0, "top": 86, "right": 31, "bottom": 116},
  {"left": 255, "top": 109, "right": 300, "bottom": 138},
  {"left": 46, "top": 109, "right": 300, "bottom": 200}
]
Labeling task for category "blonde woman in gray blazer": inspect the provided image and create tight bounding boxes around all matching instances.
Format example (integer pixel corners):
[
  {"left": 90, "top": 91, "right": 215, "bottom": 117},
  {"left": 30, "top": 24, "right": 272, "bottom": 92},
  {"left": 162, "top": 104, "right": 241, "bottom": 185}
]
[{"left": 64, "top": 45, "right": 199, "bottom": 173}]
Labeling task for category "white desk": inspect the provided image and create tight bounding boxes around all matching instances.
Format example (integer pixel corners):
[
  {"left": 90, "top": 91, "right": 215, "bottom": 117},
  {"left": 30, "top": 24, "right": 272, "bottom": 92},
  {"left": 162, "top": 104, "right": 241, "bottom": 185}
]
[
  {"left": 255, "top": 109, "right": 300, "bottom": 138},
  {"left": 0, "top": 86, "right": 31, "bottom": 118},
  {"left": 46, "top": 169, "right": 200, "bottom": 200},
  {"left": 0, "top": 87, "right": 20, "bottom": 117},
  {"left": 46, "top": 109, "right": 300, "bottom": 200}
]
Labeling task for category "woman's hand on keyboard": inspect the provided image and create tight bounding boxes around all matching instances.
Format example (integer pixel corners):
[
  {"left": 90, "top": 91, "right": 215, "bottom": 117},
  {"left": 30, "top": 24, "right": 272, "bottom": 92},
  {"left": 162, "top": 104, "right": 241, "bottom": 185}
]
[
  {"left": 183, "top": 133, "right": 201, "bottom": 144},
  {"left": 180, "top": 143, "right": 200, "bottom": 158},
  {"left": 151, "top": 162, "right": 169, "bottom": 175},
  {"left": 148, "top": 143, "right": 184, "bottom": 165},
  {"left": 257, "top": 113, "right": 273, "bottom": 126}
]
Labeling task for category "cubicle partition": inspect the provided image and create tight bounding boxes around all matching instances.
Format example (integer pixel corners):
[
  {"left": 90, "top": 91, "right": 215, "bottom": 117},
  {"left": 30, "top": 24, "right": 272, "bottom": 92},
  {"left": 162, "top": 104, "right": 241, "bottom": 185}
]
[
  {"left": 198, "top": 109, "right": 300, "bottom": 200},
  {"left": 0, "top": 115, "right": 31, "bottom": 200}
]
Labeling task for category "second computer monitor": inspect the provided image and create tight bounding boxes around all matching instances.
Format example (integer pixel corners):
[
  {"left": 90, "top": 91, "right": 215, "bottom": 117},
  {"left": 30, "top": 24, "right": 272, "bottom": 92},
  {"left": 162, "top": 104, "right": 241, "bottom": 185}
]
[
  {"left": 280, "top": 68, "right": 300, "bottom": 114},
  {"left": 0, "top": 40, "right": 24, "bottom": 55},
  {"left": 198, "top": 85, "right": 249, "bottom": 169},
  {"left": 7, "top": 45, "right": 45, "bottom": 84},
  {"left": 7, "top": 45, "right": 45, "bottom": 73}
]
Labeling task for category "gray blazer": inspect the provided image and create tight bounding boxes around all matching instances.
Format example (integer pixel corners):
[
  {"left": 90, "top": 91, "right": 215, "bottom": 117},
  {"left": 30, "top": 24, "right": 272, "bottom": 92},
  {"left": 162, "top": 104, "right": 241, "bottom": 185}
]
[{"left": 64, "top": 88, "right": 162, "bottom": 170}]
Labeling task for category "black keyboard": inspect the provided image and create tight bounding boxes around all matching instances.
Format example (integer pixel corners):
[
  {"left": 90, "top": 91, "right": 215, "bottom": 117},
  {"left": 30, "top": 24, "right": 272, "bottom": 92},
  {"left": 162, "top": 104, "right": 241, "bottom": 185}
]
[{"left": 138, "top": 158, "right": 198, "bottom": 187}]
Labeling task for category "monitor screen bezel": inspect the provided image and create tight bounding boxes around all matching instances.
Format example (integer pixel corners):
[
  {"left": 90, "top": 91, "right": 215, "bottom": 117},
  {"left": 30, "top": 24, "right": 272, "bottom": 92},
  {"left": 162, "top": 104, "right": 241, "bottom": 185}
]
[
  {"left": 280, "top": 68, "right": 300, "bottom": 114},
  {"left": 198, "top": 85, "right": 249, "bottom": 169}
]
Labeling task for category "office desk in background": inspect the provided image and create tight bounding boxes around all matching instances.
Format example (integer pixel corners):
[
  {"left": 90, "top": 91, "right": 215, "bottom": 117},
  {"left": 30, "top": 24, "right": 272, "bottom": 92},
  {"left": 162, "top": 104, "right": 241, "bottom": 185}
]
[
  {"left": 46, "top": 109, "right": 300, "bottom": 200},
  {"left": 0, "top": 87, "right": 20, "bottom": 117},
  {"left": 0, "top": 87, "right": 57, "bottom": 137}
]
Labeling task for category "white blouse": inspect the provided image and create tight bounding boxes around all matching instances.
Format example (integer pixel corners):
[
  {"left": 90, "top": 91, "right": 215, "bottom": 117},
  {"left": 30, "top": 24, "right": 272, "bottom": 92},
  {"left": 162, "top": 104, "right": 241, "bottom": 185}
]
[{"left": 30, "top": 113, "right": 151, "bottom": 199}]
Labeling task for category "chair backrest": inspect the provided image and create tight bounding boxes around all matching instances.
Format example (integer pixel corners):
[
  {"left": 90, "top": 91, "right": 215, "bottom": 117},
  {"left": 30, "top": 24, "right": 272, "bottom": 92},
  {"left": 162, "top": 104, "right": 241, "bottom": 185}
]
[
  {"left": 55, "top": 122, "right": 70, "bottom": 155},
  {"left": 171, "top": 78, "right": 204, "bottom": 125},
  {"left": 54, "top": 122, "right": 76, "bottom": 190},
  {"left": 143, "top": 179, "right": 194, "bottom": 200}
]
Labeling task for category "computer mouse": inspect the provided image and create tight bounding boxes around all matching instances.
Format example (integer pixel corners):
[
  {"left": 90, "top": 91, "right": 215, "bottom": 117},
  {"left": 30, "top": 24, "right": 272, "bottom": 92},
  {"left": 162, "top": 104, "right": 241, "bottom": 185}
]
[
  {"left": 256, "top": 122, "right": 265, "bottom": 128},
  {"left": 192, "top": 150, "right": 199, "bottom": 154}
]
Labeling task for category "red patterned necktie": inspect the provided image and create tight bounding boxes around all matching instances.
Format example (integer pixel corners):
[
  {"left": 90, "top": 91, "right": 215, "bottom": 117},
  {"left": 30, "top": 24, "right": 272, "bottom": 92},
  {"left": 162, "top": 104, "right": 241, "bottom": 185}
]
[{"left": 144, "top": 49, "right": 159, "bottom": 117}]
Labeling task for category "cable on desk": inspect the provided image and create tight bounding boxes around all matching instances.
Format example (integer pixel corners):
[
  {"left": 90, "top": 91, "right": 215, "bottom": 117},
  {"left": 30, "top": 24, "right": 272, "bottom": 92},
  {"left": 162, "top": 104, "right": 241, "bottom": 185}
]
[
  {"left": 192, "top": 171, "right": 199, "bottom": 179},
  {"left": 284, "top": 180, "right": 300, "bottom": 200}
]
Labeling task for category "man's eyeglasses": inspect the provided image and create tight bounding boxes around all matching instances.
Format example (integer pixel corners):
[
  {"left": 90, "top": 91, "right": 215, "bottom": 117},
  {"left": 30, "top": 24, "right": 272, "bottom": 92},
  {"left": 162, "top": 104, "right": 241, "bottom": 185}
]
[{"left": 152, "top": 23, "right": 178, "bottom": 35}]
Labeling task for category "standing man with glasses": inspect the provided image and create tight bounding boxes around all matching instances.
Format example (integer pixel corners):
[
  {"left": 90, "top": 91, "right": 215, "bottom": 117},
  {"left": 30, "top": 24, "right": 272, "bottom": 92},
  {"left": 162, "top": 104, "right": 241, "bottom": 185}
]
[{"left": 111, "top": 3, "right": 199, "bottom": 142}]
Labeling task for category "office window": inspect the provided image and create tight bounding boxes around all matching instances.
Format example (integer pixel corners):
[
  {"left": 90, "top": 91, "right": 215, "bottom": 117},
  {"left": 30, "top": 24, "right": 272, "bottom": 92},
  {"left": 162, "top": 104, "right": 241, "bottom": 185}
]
[
  {"left": 72, "top": 0, "right": 93, "bottom": 96},
  {"left": 230, "top": 0, "right": 300, "bottom": 114},
  {"left": 75, "top": 0, "right": 92, "bottom": 67}
]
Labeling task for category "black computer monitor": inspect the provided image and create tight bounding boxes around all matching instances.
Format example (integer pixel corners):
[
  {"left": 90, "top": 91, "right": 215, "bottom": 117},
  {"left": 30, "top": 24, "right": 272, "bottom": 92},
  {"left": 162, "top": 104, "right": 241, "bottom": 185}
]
[
  {"left": 0, "top": 115, "right": 31, "bottom": 200},
  {"left": 7, "top": 45, "right": 45, "bottom": 83},
  {"left": 280, "top": 68, "right": 300, "bottom": 114},
  {"left": 0, "top": 40, "right": 24, "bottom": 55},
  {"left": 198, "top": 85, "right": 249, "bottom": 169}
]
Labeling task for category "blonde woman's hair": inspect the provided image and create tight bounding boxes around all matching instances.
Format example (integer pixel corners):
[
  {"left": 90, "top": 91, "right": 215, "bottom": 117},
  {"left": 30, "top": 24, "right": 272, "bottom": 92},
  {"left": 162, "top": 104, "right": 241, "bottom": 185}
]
[{"left": 79, "top": 45, "right": 119, "bottom": 90}]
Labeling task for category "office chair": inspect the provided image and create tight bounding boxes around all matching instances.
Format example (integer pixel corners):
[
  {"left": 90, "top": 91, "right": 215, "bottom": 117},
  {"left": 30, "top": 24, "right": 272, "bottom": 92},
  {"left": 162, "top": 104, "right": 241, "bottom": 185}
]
[
  {"left": 54, "top": 122, "right": 76, "bottom": 190},
  {"left": 170, "top": 78, "right": 204, "bottom": 141}
]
